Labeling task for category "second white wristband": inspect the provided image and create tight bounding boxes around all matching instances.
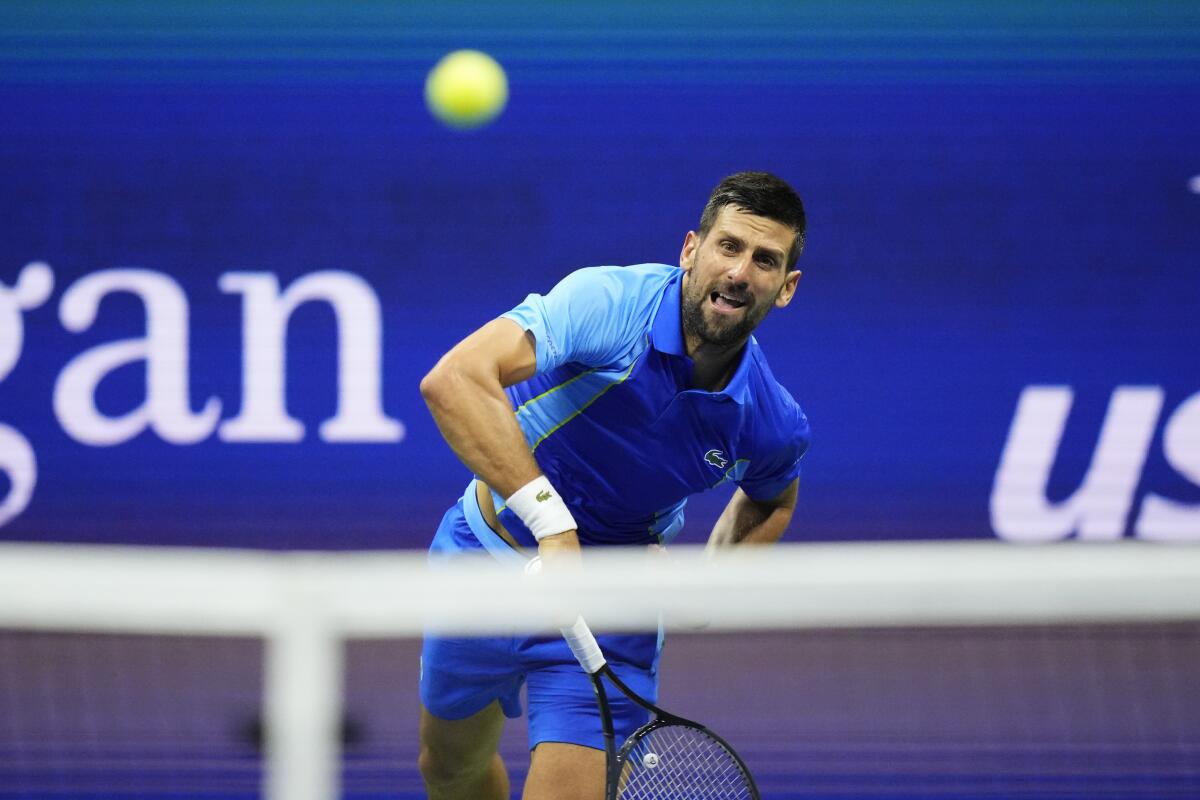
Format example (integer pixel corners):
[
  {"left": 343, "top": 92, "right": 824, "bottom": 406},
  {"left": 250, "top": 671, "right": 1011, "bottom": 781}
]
[{"left": 505, "top": 476, "right": 577, "bottom": 541}]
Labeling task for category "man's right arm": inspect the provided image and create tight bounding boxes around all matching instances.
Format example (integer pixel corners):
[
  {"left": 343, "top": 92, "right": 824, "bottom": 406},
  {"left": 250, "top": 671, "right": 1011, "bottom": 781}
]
[{"left": 419, "top": 317, "right": 581, "bottom": 557}]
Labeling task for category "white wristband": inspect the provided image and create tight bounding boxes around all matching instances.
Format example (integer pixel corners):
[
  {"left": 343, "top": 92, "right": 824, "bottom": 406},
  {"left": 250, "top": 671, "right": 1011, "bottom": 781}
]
[{"left": 505, "top": 476, "right": 577, "bottom": 541}]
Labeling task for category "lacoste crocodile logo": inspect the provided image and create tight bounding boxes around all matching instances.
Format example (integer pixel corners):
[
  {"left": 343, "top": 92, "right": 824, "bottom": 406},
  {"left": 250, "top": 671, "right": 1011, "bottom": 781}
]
[
  {"left": 704, "top": 449, "right": 728, "bottom": 469},
  {"left": 535, "top": 490, "right": 552, "bottom": 502}
]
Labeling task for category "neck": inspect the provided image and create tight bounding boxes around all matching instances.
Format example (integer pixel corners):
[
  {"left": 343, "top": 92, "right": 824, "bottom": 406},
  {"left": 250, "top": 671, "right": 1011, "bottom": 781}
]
[{"left": 685, "top": 332, "right": 745, "bottom": 392}]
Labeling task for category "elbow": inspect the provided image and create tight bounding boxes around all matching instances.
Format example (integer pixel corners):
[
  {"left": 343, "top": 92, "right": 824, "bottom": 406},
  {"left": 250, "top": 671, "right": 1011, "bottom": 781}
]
[
  {"left": 421, "top": 354, "right": 486, "bottom": 417},
  {"left": 420, "top": 359, "right": 458, "bottom": 412},
  {"left": 418, "top": 366, "right": 439, "bottom": 402}
]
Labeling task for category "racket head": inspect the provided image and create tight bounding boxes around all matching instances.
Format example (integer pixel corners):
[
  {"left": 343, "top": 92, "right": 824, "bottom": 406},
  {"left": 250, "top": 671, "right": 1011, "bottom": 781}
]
[{"left": 612, "top": 717, "right": 760, "bottom": 800}]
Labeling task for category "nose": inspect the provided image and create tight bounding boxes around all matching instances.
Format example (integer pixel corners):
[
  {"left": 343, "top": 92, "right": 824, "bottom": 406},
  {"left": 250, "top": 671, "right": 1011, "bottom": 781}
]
[{"left": 726, "top": 254, "right": 753, "bottom": 286}]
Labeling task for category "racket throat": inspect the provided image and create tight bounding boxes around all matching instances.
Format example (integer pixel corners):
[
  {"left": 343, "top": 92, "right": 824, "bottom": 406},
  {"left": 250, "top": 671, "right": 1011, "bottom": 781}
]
[{"left": 588, "top": 672, "right": 619, "bottom": 797}]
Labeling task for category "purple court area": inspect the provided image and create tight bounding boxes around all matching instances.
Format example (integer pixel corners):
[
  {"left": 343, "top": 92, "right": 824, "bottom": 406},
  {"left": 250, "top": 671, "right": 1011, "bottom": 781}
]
[{"left": 1, "top": 625, "right": 1199, "bottom": 799}]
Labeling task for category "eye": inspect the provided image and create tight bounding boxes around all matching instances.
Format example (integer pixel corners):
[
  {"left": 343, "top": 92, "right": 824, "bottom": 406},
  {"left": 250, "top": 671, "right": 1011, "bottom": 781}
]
[{"left": 720, "top": 240, "right": 738, "bottom": 254}]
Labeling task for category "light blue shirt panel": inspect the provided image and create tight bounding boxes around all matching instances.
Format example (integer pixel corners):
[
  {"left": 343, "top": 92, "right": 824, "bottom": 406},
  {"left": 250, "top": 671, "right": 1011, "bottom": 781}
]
[{"left": 501, "top": 264, "right": 672, "bottom": 375}]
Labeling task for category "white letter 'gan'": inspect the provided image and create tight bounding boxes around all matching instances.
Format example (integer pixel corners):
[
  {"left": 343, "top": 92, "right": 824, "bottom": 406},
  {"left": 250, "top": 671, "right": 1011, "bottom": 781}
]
[
  {"left": 217, "top": 271, "right": 403, "bottom": 443},
  {"left": 54, "top": 269, "right": 221, "bottom": 446}
]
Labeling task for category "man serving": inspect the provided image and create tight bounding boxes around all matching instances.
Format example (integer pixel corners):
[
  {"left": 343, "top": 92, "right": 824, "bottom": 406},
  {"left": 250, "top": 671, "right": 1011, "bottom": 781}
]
[{"left": 418, "top": 171, "right": 811, "bottom": 800}]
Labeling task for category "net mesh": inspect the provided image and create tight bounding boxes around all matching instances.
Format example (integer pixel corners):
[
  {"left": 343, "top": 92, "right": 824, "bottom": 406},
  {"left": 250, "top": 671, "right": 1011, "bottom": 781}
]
[
  {"left": 618, "top": 723, "right": 755, "bottom": 800},
  {"left": 0, "top": 632, "right": 263, "bottom": 798},
  {"left": 663, "top": 625, "right": 1200, "bottom": 799},
  {"left": 3, "top": 624, "right": 1197, "bottom": 798},
  {"left": 0, "top": 541, "right": 1197, "bottom": 799}
]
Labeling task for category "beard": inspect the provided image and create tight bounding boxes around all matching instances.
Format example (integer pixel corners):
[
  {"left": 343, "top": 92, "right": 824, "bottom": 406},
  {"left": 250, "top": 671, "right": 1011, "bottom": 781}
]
[{"left": 680, "top": 276, "right": 774, "bottom": 348}]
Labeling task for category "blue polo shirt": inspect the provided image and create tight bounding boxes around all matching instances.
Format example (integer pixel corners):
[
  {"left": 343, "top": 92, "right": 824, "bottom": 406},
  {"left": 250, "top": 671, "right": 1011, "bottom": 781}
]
[{"left": 475, "top": 262, "right": 810, "bottom": 549}]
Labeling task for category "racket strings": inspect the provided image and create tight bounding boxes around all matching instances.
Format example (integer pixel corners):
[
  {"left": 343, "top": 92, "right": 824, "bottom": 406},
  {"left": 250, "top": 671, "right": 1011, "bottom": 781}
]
[{"left": 617, "top": 723, "right": 755, "bottom": 799}]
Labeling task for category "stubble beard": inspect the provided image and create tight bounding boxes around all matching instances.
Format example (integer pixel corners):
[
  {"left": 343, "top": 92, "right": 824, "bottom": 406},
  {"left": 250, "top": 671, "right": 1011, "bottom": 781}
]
[{"left": 680, "top": 278, "right": 773, "bottom": 349}]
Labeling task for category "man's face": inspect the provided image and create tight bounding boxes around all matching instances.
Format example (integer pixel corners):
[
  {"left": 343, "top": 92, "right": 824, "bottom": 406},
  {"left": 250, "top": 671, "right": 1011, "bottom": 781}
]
[{"left": 679, "top": 206, "right": 801, "bottom": 348}]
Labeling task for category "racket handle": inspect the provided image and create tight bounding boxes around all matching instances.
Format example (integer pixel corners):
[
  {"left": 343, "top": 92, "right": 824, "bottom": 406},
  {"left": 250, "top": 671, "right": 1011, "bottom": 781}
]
[{"left": 561, "top": 615, "right": 607, "bottom": 674}]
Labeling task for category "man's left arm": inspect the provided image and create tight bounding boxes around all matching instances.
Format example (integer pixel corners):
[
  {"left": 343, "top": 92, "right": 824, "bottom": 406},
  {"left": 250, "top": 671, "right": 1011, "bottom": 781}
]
[{"left": 705, "top": 477, "right": 799, "bottom": 550}]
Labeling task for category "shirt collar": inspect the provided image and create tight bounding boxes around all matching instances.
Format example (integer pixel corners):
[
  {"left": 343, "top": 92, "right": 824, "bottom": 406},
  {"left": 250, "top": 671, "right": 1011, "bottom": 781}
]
[
  {"left": 650, "top": 267, "right": 753, "bottom": 402},
  {"left": 649, "top": 267, "right": 687, "bottom": 357}
]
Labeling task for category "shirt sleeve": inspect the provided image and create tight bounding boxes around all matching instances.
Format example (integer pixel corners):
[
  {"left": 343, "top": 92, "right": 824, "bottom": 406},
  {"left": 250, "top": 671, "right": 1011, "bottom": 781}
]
[
  {"left": 737, "top": 405, "right": 811, "bottom": 502},
  {"left": 501, "top": 266, "right": 652, "bottom": 373}
]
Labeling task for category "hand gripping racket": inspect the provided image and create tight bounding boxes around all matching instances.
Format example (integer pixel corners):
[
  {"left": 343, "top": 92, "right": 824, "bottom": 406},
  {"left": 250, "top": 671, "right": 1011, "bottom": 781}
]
[{"left": 561, "top": 616, "right": 761, "bottom": 800}]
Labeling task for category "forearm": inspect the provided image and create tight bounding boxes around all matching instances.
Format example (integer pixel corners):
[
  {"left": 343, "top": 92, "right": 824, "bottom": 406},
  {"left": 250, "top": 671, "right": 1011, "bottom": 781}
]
[
  {"left": 706, "top": 482, "right": 797, "bottom": 550},
  {"left": 707, "top": 497, "right": 789, "bottom": 547},
  {"left": 420, "top": 321, "right": 580, "bottom": 555}
]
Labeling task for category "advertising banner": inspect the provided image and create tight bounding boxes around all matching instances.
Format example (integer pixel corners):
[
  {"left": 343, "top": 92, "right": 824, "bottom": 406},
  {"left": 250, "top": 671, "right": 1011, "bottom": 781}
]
[{"left": 2, "top": 3, "right": 1197, "bottom": 548}]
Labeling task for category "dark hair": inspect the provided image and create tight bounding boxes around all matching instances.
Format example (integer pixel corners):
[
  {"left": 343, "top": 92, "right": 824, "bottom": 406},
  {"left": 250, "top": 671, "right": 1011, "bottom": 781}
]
[{"left": 698, "top": 172, "right": 807, "bottom": 267}]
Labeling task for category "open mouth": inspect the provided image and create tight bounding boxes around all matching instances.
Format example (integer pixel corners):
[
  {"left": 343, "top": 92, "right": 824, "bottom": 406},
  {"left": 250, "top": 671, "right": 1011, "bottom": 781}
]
[{"left": 710, "top": 290, "right": 748, "bottom": 311}]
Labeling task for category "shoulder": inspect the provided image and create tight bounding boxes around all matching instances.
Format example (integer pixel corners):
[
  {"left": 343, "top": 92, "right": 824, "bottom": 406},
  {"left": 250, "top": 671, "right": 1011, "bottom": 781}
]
[
  {"left": 543, "top": 263, "right": 678, "bottom": 335},
  {"left": 553, "top": 263, "right": 677, "bottom": 302},
  {"left": 503, "top": 263, "right": 679, "bottom": 372}
]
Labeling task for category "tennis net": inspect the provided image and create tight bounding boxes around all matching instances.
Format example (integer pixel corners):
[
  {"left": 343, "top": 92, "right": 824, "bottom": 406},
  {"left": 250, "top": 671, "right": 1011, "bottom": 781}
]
[{"left": 0, "top": 540, "right": 1197, "bottom": 799}]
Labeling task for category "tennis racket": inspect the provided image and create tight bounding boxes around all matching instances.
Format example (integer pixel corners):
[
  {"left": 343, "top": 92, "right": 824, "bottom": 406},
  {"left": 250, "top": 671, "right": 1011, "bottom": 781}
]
[{"left": 561, "top": 616, "right": 761, "bottom": 800}]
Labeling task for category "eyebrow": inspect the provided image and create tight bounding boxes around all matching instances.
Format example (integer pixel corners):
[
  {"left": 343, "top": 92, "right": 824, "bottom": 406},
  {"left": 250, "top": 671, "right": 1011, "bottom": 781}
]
[
  {"left": 716, "top": 229, "right": 786, "bottom": 265},
  {"left": 755, "top": 246, "right": 786, "bottom": 265}
]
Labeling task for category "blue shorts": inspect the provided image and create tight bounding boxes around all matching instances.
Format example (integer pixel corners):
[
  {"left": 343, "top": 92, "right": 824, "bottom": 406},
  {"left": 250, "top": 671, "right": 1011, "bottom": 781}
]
[{"left": 419, "top": 494, "right": 662, "bottom": 751}]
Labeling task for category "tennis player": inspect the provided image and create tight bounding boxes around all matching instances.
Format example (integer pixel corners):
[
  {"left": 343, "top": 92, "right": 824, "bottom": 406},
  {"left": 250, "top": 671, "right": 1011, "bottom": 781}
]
[{"left": 417, "top": 171, "right": 811, "bottom": 800}]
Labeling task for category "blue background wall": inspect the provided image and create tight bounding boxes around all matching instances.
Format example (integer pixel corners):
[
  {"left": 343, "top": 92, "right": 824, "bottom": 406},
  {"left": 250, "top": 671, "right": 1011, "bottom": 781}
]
[{"left": 1, "top": 2, "right": 1197, "bottom": 548}]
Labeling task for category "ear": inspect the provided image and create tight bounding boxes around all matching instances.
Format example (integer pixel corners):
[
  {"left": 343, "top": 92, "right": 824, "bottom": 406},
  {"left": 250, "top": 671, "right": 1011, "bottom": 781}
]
[
  {"left": 774, "top": 269, "right": 802, "bottom": 308},
  {"left": 679, "top": 230, "right": 699, "bottom": 271}
]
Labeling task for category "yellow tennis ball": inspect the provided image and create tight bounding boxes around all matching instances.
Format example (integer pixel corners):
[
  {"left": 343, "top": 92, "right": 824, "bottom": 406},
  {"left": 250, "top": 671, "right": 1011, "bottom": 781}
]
[{"left": 424, "top": 50, "right": 508, "bottom": 130}]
